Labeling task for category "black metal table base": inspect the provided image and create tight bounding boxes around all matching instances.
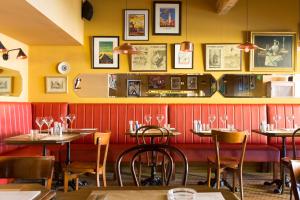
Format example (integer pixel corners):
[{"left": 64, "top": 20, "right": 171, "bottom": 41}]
[
  {"left": 264, "top": 176, "right": 291, "bottom": 194},
  {"left": 141, "top": 177, "right": 162, "bottom": 186},
  {"left": 198, "top": 178, "right": 237, "bottom": 192}
]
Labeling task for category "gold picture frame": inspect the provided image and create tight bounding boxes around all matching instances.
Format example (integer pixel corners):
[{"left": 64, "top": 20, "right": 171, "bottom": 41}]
[{"left": 45, "top": 76, "right": 68, "bottom": 93}]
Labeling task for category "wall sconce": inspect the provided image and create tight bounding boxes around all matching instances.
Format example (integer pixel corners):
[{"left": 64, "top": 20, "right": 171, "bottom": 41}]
[{"left": 0, "top": 41, "right": 27, "bottom": 60}]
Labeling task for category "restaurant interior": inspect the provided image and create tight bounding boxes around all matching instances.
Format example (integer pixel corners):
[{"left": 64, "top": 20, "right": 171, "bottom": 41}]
[{"left": 0, "top": 0, "right": 300, "bottom": 199}]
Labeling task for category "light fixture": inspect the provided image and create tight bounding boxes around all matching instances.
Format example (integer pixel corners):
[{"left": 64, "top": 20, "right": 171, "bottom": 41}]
[
  {"left": 180, "top": 0, "right": 193, "bottom": 52},
  {"left": 238, "top": 0, "right": 257, "bottom": 52},
  {"left": 0, "top": 41, "right": 7, "bottom": 53},
  {"left": 2, "top": 48, "right": 27, "bottom": 61}
]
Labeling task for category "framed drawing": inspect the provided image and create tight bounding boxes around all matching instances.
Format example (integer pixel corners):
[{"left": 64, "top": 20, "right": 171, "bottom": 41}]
[
  {"left": 205, "top": 44, "right": 241, "bottom": 71},
  {"left": 45, "top": 76, "right": 67, "bottom": 93},
  {"left": 173, "top": 44, "right": 193, "bottom": 69},
  {"left": 124, "top": 9, "right": 149, "bottom": 41},
  {"left": 0, "top": 76, "right": 12, "bottom": 94},
  {"left": 187, "top": 76, "right": 197, "bottom": 90},
  {"left": 250, "top": 32, "right": 296, "bottom": 71},
  {"left": 148, "top": 75, "right": 167, "bottom": 89},
  {"left": 153, "top": 1, "right": 181, "bottom": 35},
  {"left": 131, "top": 44, "right": 167, "bottom": 71},
  {"left": 127, "top": 80, "right": 141, "bottom": 97},
  {"left": 92, "top": 36, "right": 119, "bottom": 69},
  {"left": 171, "top": 77, "right": 181, "bottom": 90}
]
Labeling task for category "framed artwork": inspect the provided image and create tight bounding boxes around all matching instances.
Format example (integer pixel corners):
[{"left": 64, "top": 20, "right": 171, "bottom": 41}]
[
  {"left": 205, "top": 44, "right": 241, "bottom": 71},
  {"left": 173, "top": 44, "right": 193, "bottom": 69},
  {"left": 92, "top": 36, "right": 119, "bottom": 69},
  {"left": 187, "top": 76, "right": 197, "bottom": 90},
  {"left": 171, "top": 77, "right": 181, "bottom": 90},
  {"left": 45, "top": 76, "right": 67, "bottom": 93},
  {"left": 127, "top": 80, "right": 141, "bottom": 97},
  {"left": 0, "top": 76, "right": 12, "bottom": 93},
  {"left": 131, "top": 44, "right": 167, "bottom": 71},
  {"left": 153, "top": 1, "right": 181, "bottom": 35},
  {"left": 109, "top": 74, "right": 117, "bottom": 90},
  {"left": 124, "top": 9, "right": 149, "bottom": 41},
  {"left": 250, "top": 32, "right": 296, "bottom": 71},
  {"left": 148, "top": 76, "right": 167, "bottom": 89}
]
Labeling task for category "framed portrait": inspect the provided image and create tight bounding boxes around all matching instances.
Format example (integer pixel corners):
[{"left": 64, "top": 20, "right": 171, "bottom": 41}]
[
  {"left": 130, "top": 44, "right": 167, "bottom": 72},
  {"left": 171, "top": 77, "right": 181, "bottom": 90},
  {"left": 0, "top": 76, "right": 12, "bottom": 94},
  {"left": 148, "top": 76, "right": 167, "bottom": 90},
  {"left": 173, "top": 44, "right": 193, "bottom": 69},
  {"left": 153, "top": 1, "right": 181, "bottom": 35},
  {"left": 127, "top": 80, "right": 141, "bottom": 97},
  {"left": 92, "top": 36, "right": 119, "bottom": 69},
  {"left": 250, "top": 32, "right": 296, "bottom": 71},
  {"left": 187, "top": 76, "right": 197, "bottom": 90},
  {"left": 45, "top": 76, "right": 67, "bottom": 93},
  {"left": 124, "top": 9, "right": 149, "bottom": 41},
  {"left": 205, "top": 44, "right": 241, "bottom": 71}
]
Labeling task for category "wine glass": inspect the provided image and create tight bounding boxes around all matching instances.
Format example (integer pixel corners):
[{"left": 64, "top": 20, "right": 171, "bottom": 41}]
[
  {"left": 156, "top": 114, "right": 165, "bottom": 127},
  {"left": 220, "top": 114, "right": 228, "bottom": 129},
  {"left": 60, "top": 114, "right": 68, "bottom": 130},
  {"left": 144, "top": 114, "right": 152, "bottom": 125},
  {"left": 273, "top": 114, "right": 282, "bottom": 130},
  {"left": 35, "top": 117, "right": 45, "bottom": 134},
  {"left": 43, "top": 116, "right": 53, "bottom": 134},
  {"left": 286, "top": 114, "right": 295, "bottom": 130},
  {"left": 67, "top": 114, "right": 76, "bottom": 130},
  {"left": 208, "top": 114, "right": 216, "bottom": 129}
]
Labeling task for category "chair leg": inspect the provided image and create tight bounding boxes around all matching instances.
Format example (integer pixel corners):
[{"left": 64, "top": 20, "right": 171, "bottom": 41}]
[
  {"left": 96, "top": 172, "right": 100, "bottom": 187},
  {"left": 216, "top": 169, "right": 220, "bottom": 190},
  {"left": 239, "top": 168, "right": 244, "bottom": 200},
  {"left": 64, "top": 172, "right": 69, "bottom": 192},
  {"left": 103, "top": 171, "right": 107, "bottom": 187},
  {"left": 75, "top": 177, "right": 79, "bottom": 191},
  {"left": 207, "top": 166, "right": 211, "bottom": 188}
]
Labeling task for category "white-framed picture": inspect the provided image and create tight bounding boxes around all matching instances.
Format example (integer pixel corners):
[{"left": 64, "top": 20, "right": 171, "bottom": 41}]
[
  {"left": 127, "top": 80, "right": 141, "bottom": 97},
  {"left": 124, "top": 9, "right": 149, "bottom": 41},
  {"left": 187, "top": 76, "right": 197, "bottom": 90},
  {"left": 174, "top": 44, "right": 193, "bottom": 69},
  {"left": 171, "top": 77, "right": 181, "bottom": 90},
  {"left": 0, "top": 76, "right": 12, "bottom": 94},
  {"left": 45, "top": 76, "right": 68, "bottom": 93}
]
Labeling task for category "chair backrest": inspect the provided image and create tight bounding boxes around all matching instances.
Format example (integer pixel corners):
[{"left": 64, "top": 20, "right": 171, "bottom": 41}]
[
  {"left": 290, "top": 160, "right": 300, "bottom": 200},
  {"left": 135, "top": 126, "right": 170, "bottom": 145},
  {"left": 212, "top": 130, "right": 248, "bottom": 168},
  {"left": 292, "top": 128, "right": 300, "bottom": 159},
  {"left": 94, "top": 132, "right": 111, "bottom": 169},
  {"left": 0, "top": 156, "right": 54, "bottom": 189}
]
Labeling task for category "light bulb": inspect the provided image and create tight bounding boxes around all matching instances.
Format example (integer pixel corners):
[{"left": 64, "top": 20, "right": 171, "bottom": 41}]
[{"left": 244, "top": 47, "right": 250, "bottom": 53}]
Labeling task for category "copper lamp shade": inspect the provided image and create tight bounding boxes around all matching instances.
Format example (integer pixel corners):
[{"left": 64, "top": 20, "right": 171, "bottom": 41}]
[
  {"left": 0, "top": 41, "right": 7, "bottom": 53},
  {"left": 113, "top": 43, "right": 140, "bottom": 54},
  {"left": 16, "top": 49, "right": 27, "bottom": 59},
  {"left": 180, "top": 41, "right": 193, "bottom": 52},
  {"left": 238, "top": 41, "right": 257, "bottom": 53}
]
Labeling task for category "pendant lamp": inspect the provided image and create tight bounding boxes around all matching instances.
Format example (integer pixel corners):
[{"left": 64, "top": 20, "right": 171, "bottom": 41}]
[{"left": 180, "top": 0, "right": 193, "bottom": 52}]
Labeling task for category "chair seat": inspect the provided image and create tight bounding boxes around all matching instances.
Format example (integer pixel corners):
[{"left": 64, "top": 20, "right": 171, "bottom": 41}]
[
  {"left": 67, "top": 161, "right": 103, "bottom": 174},
  {"left": 208, "top": 156, "right": 239, "bottom": 169}
]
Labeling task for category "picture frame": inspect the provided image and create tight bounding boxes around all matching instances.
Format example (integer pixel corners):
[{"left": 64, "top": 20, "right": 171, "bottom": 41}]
[
  {"left": 45, "top": 76, "right": 67, "bottom": 93},
  {"left": 127, "top": 80, "right": 141, "bottom": 97},
  {"left": 92, "top": 36, "right": 119, "bottom": 69},
  {"left": 148, "top": 76, "right": 167, "bottom": 90},
  {"left": 250, "top": 32, "right": 296, "bottom": 72},
  {"left": 173, "top": 44, "right": 193, "bottom": 69},
  {"left": 153, "top": 1, "right": 181, "bottom": 35},
  {"left": 0, "top": 76, "right": 12, "bottom": 94},
  {"left": 130, "top": 44, "right": 167, "bottom": 72},
  {"left": 171, "top": 77, "right": 181, "bottom": 90},
  {"left": 205, "top": 44, "right": 241, "bottom": 71},
  {"left": 187, "top": 76, "right": 197, "bottom": 90},
  {"left": 124, "top": 9, "right": 149, "bottom": 41}
]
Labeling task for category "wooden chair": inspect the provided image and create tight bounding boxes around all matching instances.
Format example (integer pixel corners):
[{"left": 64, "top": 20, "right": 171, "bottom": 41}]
[
  {"left": 63, "top": 131, "right": 111, "bottom": 192},
  {"left": 207, "top": 130, "right": 247, "bottom": 200},
  {"left": 290, "top": 160, "right": 300, "bottom": 200},
  {"left": 0, "top": 156, "right": 54, "bottom": 189}
]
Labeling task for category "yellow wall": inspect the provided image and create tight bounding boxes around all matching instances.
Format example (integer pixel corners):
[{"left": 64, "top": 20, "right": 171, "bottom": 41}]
[{"left": 28, "top": 0, "right": 300, "bottom": 103}]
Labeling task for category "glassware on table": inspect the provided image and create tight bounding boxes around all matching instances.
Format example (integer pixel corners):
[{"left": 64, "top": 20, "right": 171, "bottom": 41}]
[
  {"left": 144, "top": 114, "right": 152, "bottom": 125},
  {"left": 67, "top": 114, "right": 76, "bottom": 130},
  {"left": 208, "top": 114, "right": 216, "bottom": 129},
  {"left": 43, "top": 116, "right": 54, "bottom": 134},
  {"left": 273, "top": 114, "right": 282, "bottom": 130},
  {"left": 156, "top": 114, "right": 165, "bottom": 127},
  {"left": 220, "top": 114, "right": 228, "bottom": 129},
  {"left": 167, "top": 188, "right": 197, "bottom": 200},
  {"left": 35, "top": 117, "right": 45, "bottom": 134},
  {"left": 286, "top": 114, "right": 295, "bottom": 130},
  {"left": 60, "top": 115, "right": 69, "bottom": 130}
]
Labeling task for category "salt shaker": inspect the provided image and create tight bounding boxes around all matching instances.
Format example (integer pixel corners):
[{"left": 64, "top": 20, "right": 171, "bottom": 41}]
[
  {"left": 193, "top": 120, "right": 198, "bottom": 132},
  {"left": 260, "top": 121, "right": 267, "bottom": 132},
  {"left": 129, "top": 120, "right": 134, "bottom": 132},
  {"left": 197, "top": 120, "right": 202, "bottom": 132}
]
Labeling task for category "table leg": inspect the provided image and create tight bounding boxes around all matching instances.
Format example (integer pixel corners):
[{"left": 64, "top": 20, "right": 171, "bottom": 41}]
[
  {"left": 42, "top": 144, "right": 47, "bottom": 156},
  {"left": 65, "top": 142, "right": 71, "bottom": 166}
]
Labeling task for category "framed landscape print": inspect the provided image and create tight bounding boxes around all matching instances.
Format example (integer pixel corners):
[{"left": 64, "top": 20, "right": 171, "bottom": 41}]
[
  {"left": 127, "top": 80, "right": 141, "bottom": 97},
  {"left": 153, "top": 1, "right": 181, "bottom": 35},
  {"left": 124, "top": 9, "right": 149, "bottom": 41},
  {"left": 171, "top": 77, "right": 181, "bottom": 90},
  {"left": 174, "top": 44, "right": 193, "bottom": 69},
  {"left": 92, "top": 36, "right": 119, "bottom": 69},
  {"left": 250, "top": 32, "right": 296, "bottom": 72},
  {"left": 0, "top": 76, "right": 12, "bottom": 94},
  {"left": 205, "top": 44, "right": 241, "bottom": 71},
  {"left": 45, "top": 76, "right": 67, "bottom": 93},
  {"left": 187, "top": 76, "right": 197, "bottom": 90},
  {"left": 131, "top": 44, "right": 167, "bottom": 71}
]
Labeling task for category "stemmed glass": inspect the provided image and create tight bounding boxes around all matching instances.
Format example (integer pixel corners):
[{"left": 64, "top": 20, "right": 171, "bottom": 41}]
[
  {"left": 43, "top": 116, "right": 54, "bottom": 134},
  {"left": 144, "top": 114, "right": 152, "bottom": 125},
  {"left": 286, "top": 114, "right": 295, "bottom": 130},
  {"left": 220, "top": 114, "right": 228, "bottom": 129},
  {"left": 35, "top": 117, "right": 45, "bottom": 134},
  {"left": 60, "top": 114, "right": 68, "bottom": 130},
  {"left": 156, "top": 114, "right": 164, "bottom": 127},
  {"left": 208, "top": 114, "right": 216, "bottom": 130},
  {"left": 67, "top": 114, "right": 76, "bottom": 130},
  {"left": 273, "top": 114, "right": 282, "bottom": 130}
]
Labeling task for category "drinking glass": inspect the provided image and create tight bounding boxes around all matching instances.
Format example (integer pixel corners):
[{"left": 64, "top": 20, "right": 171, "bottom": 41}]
[
  {"left": 60, "top": 114, "right": 68, "bottom": 130},
  {"left": 156, "top": 114, "right": 165, "bottom": 127},
  {"left": 35, "top": 117, "right": 45, "bottom": 134},
  {"left": 286, "top": 114, "right": 295, "bottom": 130},
  {"left": 273, "top": 114, "right": 282, "bottom": 130},
  {"left": 67, "top": 114, "right": 76, "bottom": 130},
  {"left": 220, "top": 114, "right": 228, "bottom": 129},
  {"left": 43, "top": 116, "right": 54, "bottom": 134},
  {"left": 144, "top": 114, "right": 152, "bottom": 125},
  {"left": 208, "top": 114, "right": 216, "bottom": 129}
]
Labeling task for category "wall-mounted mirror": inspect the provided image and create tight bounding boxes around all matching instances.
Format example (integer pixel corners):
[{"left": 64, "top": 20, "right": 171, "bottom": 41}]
[{"left": 0, "top": 67, "right": 22, "bottom": 96}]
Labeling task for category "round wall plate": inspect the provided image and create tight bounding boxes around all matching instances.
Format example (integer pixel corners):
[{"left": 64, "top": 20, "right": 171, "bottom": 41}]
[{"left": 57, "top": 62, "right": 71, "bottom": 74}]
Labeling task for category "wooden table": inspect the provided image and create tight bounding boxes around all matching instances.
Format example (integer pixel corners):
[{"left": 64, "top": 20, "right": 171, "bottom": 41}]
[{"left": 0, "top": 184, "right": 56, "bottom": 200}]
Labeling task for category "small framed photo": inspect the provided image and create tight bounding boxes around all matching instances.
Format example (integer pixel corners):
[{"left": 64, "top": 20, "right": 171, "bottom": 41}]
[
  {"left": 0, "top": 76, "right": 12, "bottom": 94},
  {"left": 205, "top": 44, "right": 241, "bottom": 71},
  {"left": 127, "top": 80, "right": 141, "bottom": 97},
  {"left": 173, "top": 44, "right": 193, "bottom": 69},
  {"left": 92, "top": 36, "right": 119, "bottom": 69},
  {"left": 45, "top": 76, "right": 67, "bottom": 93},
  {"left": 171, "top": 77, "right": 181, "bottom": 90},
  {"left": 148, "top": 76, "right": 167, "bottom": 90},
  {"left": 187, "top": 76, "right": 197, "bottom": 90},
  {"left": 153, "top": 1, "right": 181, "bottom": 35},
  {"left": 250, "top": 32, "right": 296, "bottom": 72},
  {"left": 124, "top": 9, "right": 149, "bottom": 41}
]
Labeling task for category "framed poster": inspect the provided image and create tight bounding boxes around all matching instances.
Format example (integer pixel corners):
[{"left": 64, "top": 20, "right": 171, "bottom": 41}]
[
  {"left": 153, "top": 1, "right": 181, "bottom": 35},
  {"left": 187, "top": 76, "right": 197, "bottom": 90},
  {"left": 171, "top": 77, "right": 181, "bottom": 90},
  {"left": 0, "top": 76, "right": 12, "bottom": 94},
  {"left": 174, "top": 44, "right": 193, "bottom": 69},
  {"left": 45, "top": 76, "right": 67, "bottom": 93},
  {"left": 127, "top": 80, "right": 141, "bottom": 97},
  {"left": 124, "top": 9, "right": 149, "bottom": 41},
  {"left": 148, "top": 76, "right": 167, "bottom": 89},
  {"left": 92, "top": 36, "right": 119, "bottom": 69},
  {"left": 131, "top": 44, "right": 167, "bottom": 72},
  {"left": 250, "top": 32, "right": 296, "bottom": 72},
  {"left": 205, "top": 44, "right": 241, "bottom": 71}
]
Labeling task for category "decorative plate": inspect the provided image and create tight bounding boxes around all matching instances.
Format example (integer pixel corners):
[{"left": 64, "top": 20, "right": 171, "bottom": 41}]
[{"left": 57, "top": 62, "right": 71, "bottom": 74}]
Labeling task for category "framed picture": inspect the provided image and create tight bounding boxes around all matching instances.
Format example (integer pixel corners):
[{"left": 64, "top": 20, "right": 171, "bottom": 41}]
[
  {"left": 0, "top": 76, "right": 12, "bottom": 94},
  {"left": 127, "top": 80, "right": 141, "bottom": 97},
  {"left": 187, "top": 76, "right": 197, "bottom": 90},
  {"left": 45, "top": 76, "right": 67, "bottom": 93},
  {"left": 92, "top": 36, "right": 119, "bottom": 69},
  {"left": 171, "top": 77, "right": 181, "bottom": 90},
  {"left": 124, "top": 9, "right": 149, "bottom": 41},
  {"left": 173, "top": 44, "right": 193, "bottom": 69},
  {"left": 148, "top": 76, "right": 167, "bottom": 90},
  {"left": 250, "top": 32, "right": 296, "bottom": 71},
  {"left": 153, "top": 1, "right": 181, "bottom": 35},
  {"left": 130, "top": 44, "right": 167, "bottom": 71},
  {"left": 205, "top": 44, "right": 241, "bottom": 71}
]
